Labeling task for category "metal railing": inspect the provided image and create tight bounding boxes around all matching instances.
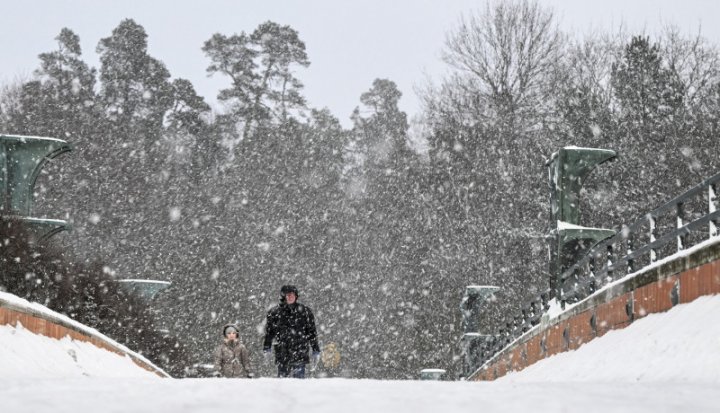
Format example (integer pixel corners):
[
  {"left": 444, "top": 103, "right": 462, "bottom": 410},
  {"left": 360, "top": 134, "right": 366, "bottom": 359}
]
[
  {"left": 472, "top": 171, "right": 720, "bottom": 371},
  {"left": 559, "top": 171, "right": 720, "bottom": 305}
]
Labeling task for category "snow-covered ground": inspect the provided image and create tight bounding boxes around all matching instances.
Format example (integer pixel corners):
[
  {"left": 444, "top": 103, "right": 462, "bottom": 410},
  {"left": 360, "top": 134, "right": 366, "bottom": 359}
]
[
  {"left": 2, "top": 295, "right": 720, "bottom": 412},
  {"left": 3, "top": 378, "right": 718, "bottom": 413},
  {"left": 0, "top": 290, "right": 165, "bottom": 376},
  {"left": 0, "top": 323, "right": 157, "bottom": 379},
  {"left": 499, "top": 294, "right": 720, "bottom": 383}
]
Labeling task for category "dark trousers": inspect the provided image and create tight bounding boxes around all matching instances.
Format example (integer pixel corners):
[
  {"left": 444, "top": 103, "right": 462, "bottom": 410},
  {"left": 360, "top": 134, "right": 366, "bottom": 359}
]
[{"left": 278, "top": 363, "right": 306, "bottom": 378}]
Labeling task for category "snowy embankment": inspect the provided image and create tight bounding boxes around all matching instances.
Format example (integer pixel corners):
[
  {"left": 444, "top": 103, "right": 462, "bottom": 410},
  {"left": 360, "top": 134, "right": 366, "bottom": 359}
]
[
  {"left": 1, "top": 293, "right": 719, "bottom": 412},
  {"left": 0, "top": 323, "right": 157, "bottom": 378},
  {"left": 0, "top": 290, "right": 163, "bottom": 378},
  {"left": 499, "top": 294, "right": 720, "bottom": 383}
]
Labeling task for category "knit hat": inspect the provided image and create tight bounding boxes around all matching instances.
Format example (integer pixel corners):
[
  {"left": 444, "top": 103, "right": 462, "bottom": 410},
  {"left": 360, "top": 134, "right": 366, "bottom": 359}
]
[{"left": 223, "top": 324, "right": 239, "bottom": 337}]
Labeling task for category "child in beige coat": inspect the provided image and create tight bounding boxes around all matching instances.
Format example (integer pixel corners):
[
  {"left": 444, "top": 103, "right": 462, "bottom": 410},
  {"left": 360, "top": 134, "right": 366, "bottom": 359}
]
[{"left": 214, "top": 324, "right": 253, "bottom": 378}]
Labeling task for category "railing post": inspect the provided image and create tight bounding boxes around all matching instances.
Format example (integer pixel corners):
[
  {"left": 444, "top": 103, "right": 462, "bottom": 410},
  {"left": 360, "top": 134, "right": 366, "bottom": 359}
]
[
  {"left": 649, "top": 214, "right": 657, "bottom": 263},
  {"left": 528, "top": 298, "right": 542, "bottom": 327},
  {"left": 606, "top": 244, "right": 615, "bottom": 281},
  {"left": 540, "top": 291, "right": 550, "bottom": 313},
  {"left": 626, "top": 229, "right": 634, "bottom": 274},
  {"left": 588, "top": 255, "right": 597, "bottom": 293},
  {"left": 677, "top": 202, "right": 686, "bottom": 251},
  {"left": 710, "top": 184, "right": 717, "bottom": 238}
]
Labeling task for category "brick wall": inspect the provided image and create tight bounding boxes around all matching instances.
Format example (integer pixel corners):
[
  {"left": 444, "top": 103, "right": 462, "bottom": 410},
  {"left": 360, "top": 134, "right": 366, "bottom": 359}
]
[{"left": 470, "top": 240, "right": 720, "bottom": 381}]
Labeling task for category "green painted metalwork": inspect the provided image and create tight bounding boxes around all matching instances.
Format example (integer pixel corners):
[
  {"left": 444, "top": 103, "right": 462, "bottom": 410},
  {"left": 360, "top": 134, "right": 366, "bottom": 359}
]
[
  {"left": 461, "top": 333, "right": 495, "bottom": 378},
  {"left": 460, "top": 285, "right": 499, "bottom": 334},
  {"left": 547, "top": 147, "right": 616, "bottom": 225},
  {"left": 459, "top": 285, "right": 499, "bottom": 377},
  {"left": 0, "top": 135, "right": 73, "bottom": 215},
  {"left": 419, "top": 368, "right": 446, "bottom": 380},
  {"left": 555, "top": 225, "right": 616, "bottom": 287},
  {"left": 546, "top": 147, "right": 617, "bottom": 298},
  {"left": 0, "top": 134, "right": 73, "bottom": 241},
  {"left": 117, "top": 279, "right": 171, "bottom": 300},
  {"left": 14, "top": 217, "right": 71, "bottom": 243}
]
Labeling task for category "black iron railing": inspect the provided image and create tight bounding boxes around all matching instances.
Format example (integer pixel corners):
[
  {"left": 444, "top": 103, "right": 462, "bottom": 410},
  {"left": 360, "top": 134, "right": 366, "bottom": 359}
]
[
  {"left": 473, "top": 171, "right": 720, "bottom": 371},
  {"left": 559, "top": 171, "right": 719, "bottom": 305}
]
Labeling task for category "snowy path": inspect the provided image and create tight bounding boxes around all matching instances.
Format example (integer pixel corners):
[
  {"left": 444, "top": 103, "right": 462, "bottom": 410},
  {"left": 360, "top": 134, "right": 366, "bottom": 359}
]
[
  {"left": 2, "top": 377, "right": 719, "bottom": 413},
  {"left": 3, "top": 296, "right": 720, "bottom": 412}
]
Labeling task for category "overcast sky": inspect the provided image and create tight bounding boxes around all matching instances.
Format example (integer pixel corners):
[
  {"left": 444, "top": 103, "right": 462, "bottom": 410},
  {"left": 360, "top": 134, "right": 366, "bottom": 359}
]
[{"left": 2, "top": 0, "right": 719, "bottom": 127}]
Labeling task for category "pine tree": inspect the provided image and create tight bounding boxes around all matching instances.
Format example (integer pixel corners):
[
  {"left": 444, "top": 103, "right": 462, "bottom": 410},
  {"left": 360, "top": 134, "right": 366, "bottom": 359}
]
[
  {"left": 611, "top": 36, "right": 684, "bottom": 139},
  {"left": 203, "top": 21, "right": 309, "bottom": 144},
  {"left": 97, "top": 19, "right": 173, "bottom": 149}
]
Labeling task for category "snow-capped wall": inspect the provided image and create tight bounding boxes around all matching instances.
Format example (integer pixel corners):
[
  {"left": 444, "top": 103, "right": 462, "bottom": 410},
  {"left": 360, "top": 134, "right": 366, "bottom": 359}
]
[
  {"left": 0, "top": 290, "right": 168, "bottom": 378},
  {"left": 470, "top": 237, "right": 720, "bottom": 381}
]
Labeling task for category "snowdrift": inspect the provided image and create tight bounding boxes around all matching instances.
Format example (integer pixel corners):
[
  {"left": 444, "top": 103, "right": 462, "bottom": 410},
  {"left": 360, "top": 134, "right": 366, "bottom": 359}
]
[
  {"left": 0, "top": 322, "right": 158, "bottom": 378},
  {"left": 499, "top": 294, "right": 720, "bottom": 383},
  {"left": 0, "top": 290, "right": 166, "bottom": 378}
]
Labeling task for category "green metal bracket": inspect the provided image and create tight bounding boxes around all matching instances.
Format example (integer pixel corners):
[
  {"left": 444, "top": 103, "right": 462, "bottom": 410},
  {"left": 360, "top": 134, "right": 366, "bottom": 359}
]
[
  {"left": 546, "top": 147, "right": 617, "bottom": 298},
  {"left": 14, "top": 216, "right": 72, "bottom": 243},
  {"left": 554, "top": 223, "right": 616, "bottom": 270},
  {"left": 0, "top": 135, "right": 73, "bottom": 242},
  {"left": 547, "top": 147, "right": 616, "bottom": 225},
  {"left": 419, "top": 369, "right": 446, "bottom": 380},
  {"left": 117, "top": 279, "right": 171, "bottom": 300},
  {"left": 0, "top": 134, "right": 73, "bottom": 215}
]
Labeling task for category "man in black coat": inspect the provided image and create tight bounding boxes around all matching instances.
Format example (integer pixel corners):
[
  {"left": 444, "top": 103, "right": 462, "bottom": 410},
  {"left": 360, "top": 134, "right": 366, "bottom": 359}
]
[{"left": 263, "top": 285, "right": 321, "bottom": 378}]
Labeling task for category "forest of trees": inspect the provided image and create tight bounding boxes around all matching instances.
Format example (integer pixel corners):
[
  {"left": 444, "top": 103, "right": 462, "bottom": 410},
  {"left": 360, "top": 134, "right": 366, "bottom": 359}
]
[{"left": 1, "top": 0, "right": 720, "bottom": 379}]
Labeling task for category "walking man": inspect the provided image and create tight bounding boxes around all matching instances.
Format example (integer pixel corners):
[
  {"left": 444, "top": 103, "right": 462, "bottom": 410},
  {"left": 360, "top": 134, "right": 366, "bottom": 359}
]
[{"left": 263, "top": 285, "right": 321, "bottom": 378}]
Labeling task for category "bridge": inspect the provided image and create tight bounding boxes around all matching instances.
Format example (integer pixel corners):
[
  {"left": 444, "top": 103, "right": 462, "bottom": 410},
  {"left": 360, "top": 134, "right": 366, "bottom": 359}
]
[
  {"left": 0, "top": 138, "right": 718, "bottom": 411},
  {"left": 1, "top": 292, "right": 718, "bottom": 411},
  {"left": 460, "top": 148, "right": 720, "bottom": 381}
]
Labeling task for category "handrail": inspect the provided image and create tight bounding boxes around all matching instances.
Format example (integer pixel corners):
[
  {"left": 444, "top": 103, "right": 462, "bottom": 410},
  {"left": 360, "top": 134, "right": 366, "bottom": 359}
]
[
  {"left": 470, "top": 171, "right": 720, "bottom": 372},
  {"left": 561, "top": 209, "right": 720, "bottom": 302},
  {"left": 559, "top": 172, "right": 720, "bottom": 304}
]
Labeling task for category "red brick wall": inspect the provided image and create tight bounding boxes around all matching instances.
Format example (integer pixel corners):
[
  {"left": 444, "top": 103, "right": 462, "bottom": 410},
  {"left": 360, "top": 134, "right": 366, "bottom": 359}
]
[
  {"left": 633, "top": 276, "right": 677, "bottom": 319},
  {"left": 595, "top": 292, "right": 632, "bottom": 337},
  {"left": 525, "top": 334, "right": 544, "bottom": 366},
  {"left": 509, "top": 344, "right": 526, "bottom": 372},
  {"left": 470, "top": 254, "right": 720, "bottom": 381},
  {"left": 567, "top": 310, "right": 594, "bottom": 350},
  {"left": 680, "top": 260, "right": 720, "bottom": 303},
  {"left": 544, "top": 322, "right": 568, "bottom": 357}
]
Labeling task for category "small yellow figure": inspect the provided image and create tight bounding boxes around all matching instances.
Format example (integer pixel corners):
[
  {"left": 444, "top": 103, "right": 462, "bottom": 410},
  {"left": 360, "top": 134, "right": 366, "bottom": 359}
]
[{"left": 321, "top": 342, "right": 341, "bottom": 370}]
